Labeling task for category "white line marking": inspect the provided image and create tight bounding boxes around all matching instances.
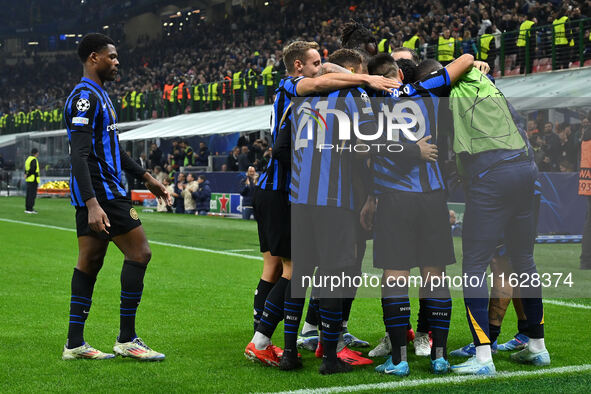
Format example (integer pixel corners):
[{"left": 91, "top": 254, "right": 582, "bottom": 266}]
[
  {"left": 544, "top": 299, "right": 591, "bottom": 310},
  {"left": 268, "top": 364, "right": 591, "bottom": 394},
  {"left": 225, "top": 249, "right": 256, "bottom": 252},
  {"left": 0, "top": 218, "right": 262, "bottom": 261},
  {"left": 149, "top": 240, "right": 262, "bottom": 261},
  {"left": 3, "top": 218, "right": 591, "bottom": 307},
  {"left": 0, "top": 218, "right": 76, "bottom": 233}
]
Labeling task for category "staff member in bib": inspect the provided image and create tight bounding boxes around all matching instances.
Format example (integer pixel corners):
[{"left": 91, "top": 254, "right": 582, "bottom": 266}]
[{"left": 24, "top": 148, "right": 40, "bottom": 214}]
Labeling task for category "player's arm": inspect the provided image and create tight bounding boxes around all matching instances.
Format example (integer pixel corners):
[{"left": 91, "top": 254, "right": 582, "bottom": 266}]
[
  {"left": 445, "top": 54, "right": 474, "bottom": 84},
  {"left": 295, "top": 73, "right": 400, "bottom": 96},
  {"left": 271, "top": 118, "right": 291, "bottom": 167},
  {"left": 68, "top": 94, "right": 111, "bottom": 233},
  {"left": 119, "top": 147, "right": 172, "bottom": 205},
  {"left": 351, "top": 89, "right": 438, "bottom": 163}
]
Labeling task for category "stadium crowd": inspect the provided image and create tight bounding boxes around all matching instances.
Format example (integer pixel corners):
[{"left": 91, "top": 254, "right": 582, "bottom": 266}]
[
  {"left": 2, "top": 0, "right": 591, "bottom": 173},
  {"left": 134, "top": 136, "right": 267, "bottom": 214}
]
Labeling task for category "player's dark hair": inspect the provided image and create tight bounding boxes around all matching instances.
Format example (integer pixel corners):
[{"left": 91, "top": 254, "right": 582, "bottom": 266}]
[
  {"left": 368, "top": 53, "right": 399, "bottom": 78},
  {"left": 416, "top": 59, "right": 443, "bottom": 81},
  {"left": 31, "top": 148, "right": 38, "bottom": 155},
  {"left": 396, "top": 59, "right": 418, "bottom": 83},
  {"left": 77, "top": 33, "right": 115, "bottom": 62},
  {"left": 392, "top": 47, "right": 420, "bottom": 64},
  {"left": 198, "top": 175, "right": 206, "bottom": 181},
  {"left": 327, "top": 49, "right": 363, "bottom": 70},
  {"left": 341, "top": 21, "right": 377, "bottom": 50}
]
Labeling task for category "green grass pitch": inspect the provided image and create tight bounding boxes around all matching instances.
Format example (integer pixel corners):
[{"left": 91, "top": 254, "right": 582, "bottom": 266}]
[{"left": 1, "top": 197, "right": 590, "bottom": 393}]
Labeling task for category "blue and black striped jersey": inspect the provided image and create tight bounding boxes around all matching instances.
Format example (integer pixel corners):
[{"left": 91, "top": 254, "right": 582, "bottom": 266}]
[
  {"left": 372, "top": 68, "right": 451, "bottom": 195},
  {"left": 288, "top": 87, "right": 375, "bottom": 210},
  {"left": 258, "top": 76, "right": 301, "bottom": 192},
  {"left": 65, "top": 77, "right": 126, "bottom": 206}
]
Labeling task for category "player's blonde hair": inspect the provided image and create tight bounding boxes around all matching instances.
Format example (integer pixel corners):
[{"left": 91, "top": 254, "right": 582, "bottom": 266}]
[{"left": 282, "top": 41, "right": 320, "bottom": 73}]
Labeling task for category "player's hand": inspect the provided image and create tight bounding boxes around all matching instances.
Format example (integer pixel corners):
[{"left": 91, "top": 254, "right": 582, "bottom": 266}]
[
  {"left": 473, "top": 61, "right": 490, "bottom": 74},
  {"left": 145, "top": 174, "right": 173, "bottom": 206},
  {"left": 417, "top": 136, "right": 438, "bottom": 162},
  {"left": 366, "top": 75, "right": 401, "bottom": 93},
  {"left": 360, "top": 196, "right": 377, "bottom": 231},
  {"left": 86, "top": 198, "right": 110, "bottom": 235}
]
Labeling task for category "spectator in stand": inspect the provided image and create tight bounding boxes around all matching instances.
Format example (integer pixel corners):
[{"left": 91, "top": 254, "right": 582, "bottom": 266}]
[
  {"left": 240, "top": 166, "right": 258, "bottom": 220},
  {"left": 182, "top": 173, "right": 199, "bottom": 214},
  {"left": 179, "top": 140, "right": 194, "bottom": 167},
  {"left": 461, "top": 30, "right": 477, "bottom": 56},
  {"left": 149, "top": 143, "right": 163, "bottom": 169},
  {"left": 220, "top": 163, "right": 228, "bottom": 172},
  {"left": 157, "top": 178, "right": 174, "bottom": 213},
  {"left": 169, "top": 140, "right": 179, "bottom": 160},
  {"left": 250, "top": 139, "right": 266, "bottom": 171},
  {"left": 195, "top": 141, "right": 210, "bottom": 166},
  {"left": 0, "top": 153, "right": 4, "bottom": 169},
  {"left": 557, "top": 124, "right": 577, "bottom": 169},
  {"left": 170, "top": 147, "right": 184, "bottom": 170},
  {"left": 194, "top": 175, "right": 211, "bottom": 216},
  {"left": 153, "top": 166, "right": 167, "bottom": 184},
  {"left": 530, "top": 134, "right": 547, "bottom": 170},
  {"left": 237, "top": 133, "right": 249, "bottom": 148},
  {"left": 226, "top": 146, "right": 240, "bottom": 171},
  {"left": 172, "top": 172, "right": 186, "bottom": 214},
  {"left": 137, "top": 152, "right": 148, "bottom": 169},
  {"left": 238, "top": 145, "right": 251, "bottom": 171},
  {"left": 165, "top": 163, "right": 177, "bottom": 182},
  {"left": 540, "top": 121, "right": 561, "bottom": 170},
  {"left": 526, "top": 119, "right": 539, "bottom": 137}
]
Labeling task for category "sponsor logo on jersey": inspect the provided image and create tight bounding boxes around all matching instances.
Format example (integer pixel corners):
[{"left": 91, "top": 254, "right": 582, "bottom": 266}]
[{"left": 72, "top": 116, "right": 89, "bottom": 125}]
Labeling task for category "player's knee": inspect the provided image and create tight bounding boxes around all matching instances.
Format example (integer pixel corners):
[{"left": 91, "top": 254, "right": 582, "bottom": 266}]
[
  {"left": 77, "top": 253, "right": 104, "bottom": 276},
  {"left": 138, "top": 248, "right": 152, "bottom": 265},
  {"left": 128, "top": 246, "right": 152, "bottom": 265}
]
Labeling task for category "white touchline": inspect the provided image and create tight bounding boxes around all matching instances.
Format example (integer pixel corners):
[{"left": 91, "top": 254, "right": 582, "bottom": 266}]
[
  {"left": 544, "top": 299, "right": 591, "bottom": 310},
  {"left": 0, "top": 218, "right": 262, "bottom": 261},
  {"left": 149, "top": 240, "right": 262, "bottom": 261},
  {"left": 0, "top": 218, "right": 76, "bottom": 233},
  {"left": 267, "top": 364, "right": 591, "bottom": 394},
  {"left": 3, "top": 218, "right": 591, "bottom": 309}
]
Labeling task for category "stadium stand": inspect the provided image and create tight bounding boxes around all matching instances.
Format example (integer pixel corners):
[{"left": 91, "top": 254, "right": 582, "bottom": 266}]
[{"left": 1, "top": 0, "right": 591, "bottom": 173}]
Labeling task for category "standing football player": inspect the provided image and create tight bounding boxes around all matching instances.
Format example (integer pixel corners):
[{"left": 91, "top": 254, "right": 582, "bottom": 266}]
[{"left": 62, "top": 33, "right": 170, "bottom": 361}]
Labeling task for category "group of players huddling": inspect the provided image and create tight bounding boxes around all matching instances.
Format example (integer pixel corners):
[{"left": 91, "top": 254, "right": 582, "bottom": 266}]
[
  {"left": 58, "top": 24, "right": 549, "bottom": 377},
  {"left": 245, "top": 21, "right": 550, "bottom": 376}
]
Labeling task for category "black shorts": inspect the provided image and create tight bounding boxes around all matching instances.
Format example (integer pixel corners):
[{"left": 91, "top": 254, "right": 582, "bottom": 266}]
[
  {"left": 253, "top": 189, "right": 291, "bottom": 259},
  {"left": 374, "top": 190, "right": 455, "bottom": 270},
  {"left": 292, "top": 205, "right": 357, "bottom": 271},
  {"left": 292, "top": 205, "right": 358, "bottom": 297},
  {"left": 75, "top": 198, "right": 142, "bottom": 240}
]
